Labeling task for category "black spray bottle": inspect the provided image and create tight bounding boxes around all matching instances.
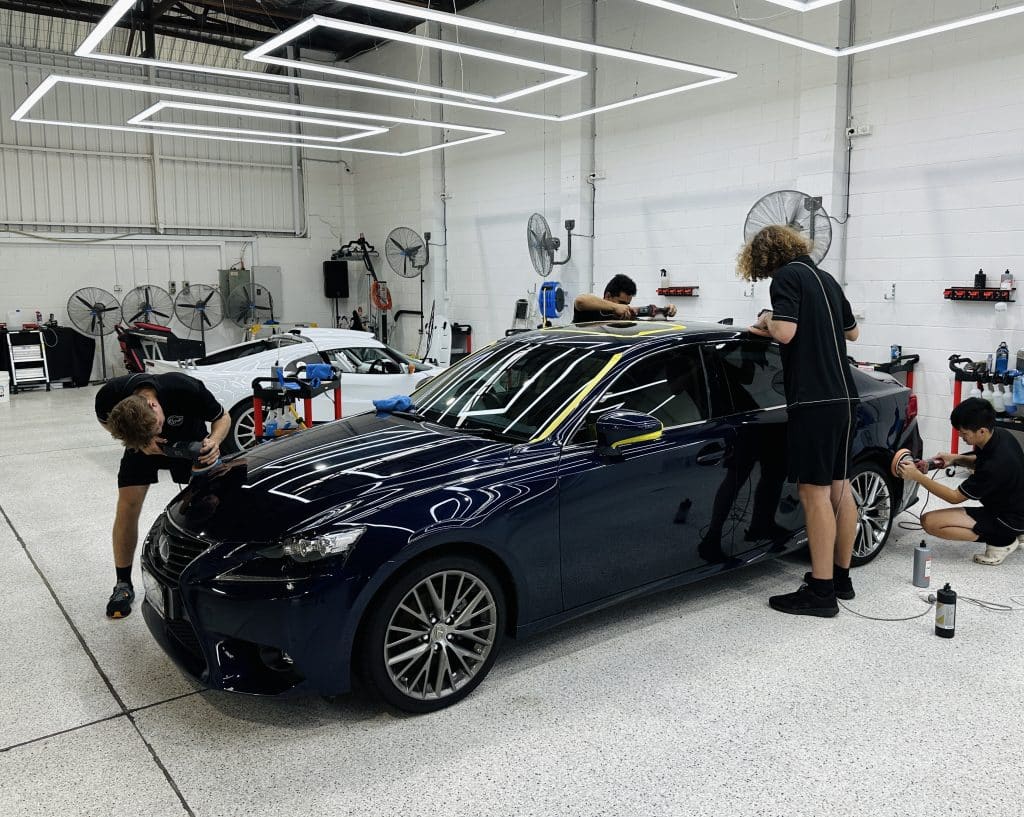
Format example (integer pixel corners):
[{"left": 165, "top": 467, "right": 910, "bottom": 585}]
[{"left": 935, "top": 583, "right": 956, "bottom": 638}]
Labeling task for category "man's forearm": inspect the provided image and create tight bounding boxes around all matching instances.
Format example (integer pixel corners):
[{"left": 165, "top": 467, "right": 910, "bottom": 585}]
[
  {"left": 915, "top": 475, "right": 965, "bottom": 505},
  {"left": 209, "top": 413, "right": 231, "bottom": 444}
]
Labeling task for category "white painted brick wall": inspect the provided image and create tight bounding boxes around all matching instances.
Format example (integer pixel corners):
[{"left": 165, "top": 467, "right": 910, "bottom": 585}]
[{"left": 3, "top": 0, "right": 1023, "bottom": 454}]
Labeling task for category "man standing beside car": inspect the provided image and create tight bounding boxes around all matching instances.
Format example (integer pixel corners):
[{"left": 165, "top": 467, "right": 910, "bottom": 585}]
[
  {"left": 739, "top": 225, "right": 860, "bottom": 617},
  {"left": 96, "top": 372, "right": 229, "bottom": 619}
]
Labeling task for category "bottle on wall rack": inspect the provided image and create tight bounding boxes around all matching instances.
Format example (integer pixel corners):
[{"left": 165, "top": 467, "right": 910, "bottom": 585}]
[
  {"left": 1001, "top": 269, "right": 1014, "bottom": 290},
  {"left": 969, "top": 381, "right": 983, "bottom": 400},
  {"left": 993, "top": 384, "right": 1006, "bottom": 414},
  {"left": 975, "top": 269, "right": 987, "bottom": 288},
  {"left": 996, "top": 341, "right": 1010, "bottom": 374}
]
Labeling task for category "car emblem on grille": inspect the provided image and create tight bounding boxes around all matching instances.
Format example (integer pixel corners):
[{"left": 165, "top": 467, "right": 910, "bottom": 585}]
[{"left": 159, "top": 533, "right": 171, "bottom": 563}]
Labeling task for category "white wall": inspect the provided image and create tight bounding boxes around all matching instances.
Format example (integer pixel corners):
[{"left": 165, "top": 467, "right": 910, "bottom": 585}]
[
  {"left": 0, "top": 49, "right": 351, "bottom": 380},
  {"left": 339, "top": 0, "right": 1024, "bottom": 456},
  {"left": 3, "top": 1, "right": 1024, "bottom": 457}
]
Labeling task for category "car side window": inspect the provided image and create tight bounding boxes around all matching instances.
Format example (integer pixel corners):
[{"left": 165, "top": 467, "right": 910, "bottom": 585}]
[
  {"left": 284, "top": 353, "right": 326, "bottom": 375},
  {"left": 572, "top": 347, "right": 708, "bottom": 443},
  {"left": 703, "top": 340, "right": 785, "bottom": 415},
  {"left": 332, "top": 346, "right": 404, "bottom": 374}
]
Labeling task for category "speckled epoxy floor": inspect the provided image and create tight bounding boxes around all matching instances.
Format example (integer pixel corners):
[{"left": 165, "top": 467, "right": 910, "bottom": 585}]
[{"left": 2, "top": 385, "right": 1024, "bottom": 817}]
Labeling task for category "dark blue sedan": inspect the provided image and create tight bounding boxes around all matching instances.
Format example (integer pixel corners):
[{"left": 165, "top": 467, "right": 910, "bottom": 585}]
[{"left": 140, "top": 321, "right": 922, "bottom": 712}]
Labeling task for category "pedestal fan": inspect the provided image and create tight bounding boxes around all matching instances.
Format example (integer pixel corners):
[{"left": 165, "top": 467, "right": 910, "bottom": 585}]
[
  {"left": 67, "top": 286, "right": 121, "bottom": 382},
  {"left": 173, "top": 284, "right": 224, "bottom": 354}
]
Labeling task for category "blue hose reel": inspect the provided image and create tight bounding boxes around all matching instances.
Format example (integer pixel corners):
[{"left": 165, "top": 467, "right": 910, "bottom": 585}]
[{"left": 539, "top": 281, "right": 566, "bottom": 319}]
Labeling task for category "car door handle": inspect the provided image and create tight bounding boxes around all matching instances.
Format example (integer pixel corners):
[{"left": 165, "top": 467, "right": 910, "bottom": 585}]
[{"left": 696, "top": 443, "right": 726, "bottom": 466}]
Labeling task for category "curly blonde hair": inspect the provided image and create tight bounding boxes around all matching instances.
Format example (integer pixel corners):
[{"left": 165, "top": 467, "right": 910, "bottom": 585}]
[
  {"left": 736, "top": 225, "right": 812, "bottom": 282},
  {"left": 106, "top": 394, "right": 159, "bottom": 451}
]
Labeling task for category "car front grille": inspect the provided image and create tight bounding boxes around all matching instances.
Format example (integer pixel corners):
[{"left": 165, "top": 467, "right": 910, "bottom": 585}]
[{"left": 148, "top": 522, "right": 210, "bottom": 585}]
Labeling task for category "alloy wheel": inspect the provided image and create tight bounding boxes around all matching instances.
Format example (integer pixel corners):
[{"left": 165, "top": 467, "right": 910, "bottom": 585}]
[
  {"left": 232, "top": 407, "right": 259, "bottom": 452},
  {"left": 384, "top": 569, "right": 498, "bottom": 702},
  {"left": 850, "top": 467, "right": 893, "bottom": 561}
]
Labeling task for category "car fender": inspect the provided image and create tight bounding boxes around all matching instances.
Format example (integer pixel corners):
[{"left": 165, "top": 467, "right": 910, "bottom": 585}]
[{"left": 332, "top": 531, "right": 525, "bottom": 691}]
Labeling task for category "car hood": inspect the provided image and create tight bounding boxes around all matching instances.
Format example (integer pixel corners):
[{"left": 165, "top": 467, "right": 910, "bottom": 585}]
[{"left": 166, "top": 412, "right": 511, "bottom": 543}]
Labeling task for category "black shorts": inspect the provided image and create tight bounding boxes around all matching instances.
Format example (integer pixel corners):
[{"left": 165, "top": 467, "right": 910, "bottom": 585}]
[
  {"left": 786, "top": 402, "right": 856, "bottom": 486},
  {"left": 117, "top": 449, "right": 192, "bottom": 488},
  {"left": 965, "top": 506, "right": 1020, "bottom": 548}
]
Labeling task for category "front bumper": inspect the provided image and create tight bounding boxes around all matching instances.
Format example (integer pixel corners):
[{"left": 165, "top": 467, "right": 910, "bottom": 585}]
[{"left": 141, "top": 545, "right": 365, "bottom": 696}]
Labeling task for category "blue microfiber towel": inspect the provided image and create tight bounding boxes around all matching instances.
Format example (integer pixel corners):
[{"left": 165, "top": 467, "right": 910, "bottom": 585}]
[
  {"left": 304, "top": 363, "right": 334, "bottom": 389},
  {"left": 276, "top": 368, "right": 301, "bottom": 391},
  {"left": 373, "top": 395, "right": 413, "bottom": 413}
]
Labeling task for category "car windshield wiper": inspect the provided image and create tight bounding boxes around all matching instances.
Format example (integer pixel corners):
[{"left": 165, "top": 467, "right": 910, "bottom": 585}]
[
  {"left": 390, "top": 408, "right": 427, "bottom": 421},
  {"left": 454, "top": 420, "right": 516, "bottom": 442}
]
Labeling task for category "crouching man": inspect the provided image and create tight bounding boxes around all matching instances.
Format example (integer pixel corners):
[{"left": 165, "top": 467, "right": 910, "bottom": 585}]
[{"left": 897, "top": 397, "right": 1024, "bottom": 565}]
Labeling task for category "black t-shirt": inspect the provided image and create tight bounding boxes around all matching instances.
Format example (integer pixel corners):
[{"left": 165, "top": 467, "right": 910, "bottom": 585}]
[
  {"left": 769, "top": 256, "right": 859, "bottom": 408},
  {"left": 958, "top": 428, "right": 1024, "bottom": 531},
  {"left": 95, "top": 372, "right": 224, "bottom": 443}
]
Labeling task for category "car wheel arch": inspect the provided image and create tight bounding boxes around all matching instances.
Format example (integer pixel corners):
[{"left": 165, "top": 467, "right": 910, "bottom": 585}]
[
  {"left": 848, "top": 450, "right": 900, "bottom": 566},
  {"left": 346, "top": 540, "right": 520, "bottom": 690}
]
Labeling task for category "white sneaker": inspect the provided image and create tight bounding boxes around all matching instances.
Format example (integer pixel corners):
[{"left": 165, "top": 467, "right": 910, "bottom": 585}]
[{"left": 973, "top": 541, "right": 1019, "bottom": 565}]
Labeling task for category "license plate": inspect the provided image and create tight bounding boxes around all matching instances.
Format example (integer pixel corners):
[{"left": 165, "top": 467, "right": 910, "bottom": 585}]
[{"left": 142, "top": 568, "right": 166, "bottom": 618}]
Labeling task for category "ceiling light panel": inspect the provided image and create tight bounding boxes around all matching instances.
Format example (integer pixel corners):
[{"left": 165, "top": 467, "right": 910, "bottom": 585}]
[
  {"left": 12, "top": 76, "right": 504, "bottom": 157},
  {"left": 762, "top": 0, "right": 843, "bottom": 11},
  {"left": 75, "top": 0, "right": 735, "bottom": 122},
  {"left": 634, "top": 0, "right": 1024, "bottom": 57},
  {"left": 247, "top": 16, "right": 586, "bottom": 104},
  {"left": 128, "top": 102, "right": 391, "bottom": 145}
]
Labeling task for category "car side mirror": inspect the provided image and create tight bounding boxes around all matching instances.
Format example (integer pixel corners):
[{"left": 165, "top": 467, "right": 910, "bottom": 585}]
[{"left": 595, "top": 411, "right": 663, "bottom": 460}]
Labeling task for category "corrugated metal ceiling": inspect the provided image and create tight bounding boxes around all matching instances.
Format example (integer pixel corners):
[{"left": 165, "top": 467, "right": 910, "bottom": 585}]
[{"left": 0, "top": 1, "right": 484, "bottom": 65}]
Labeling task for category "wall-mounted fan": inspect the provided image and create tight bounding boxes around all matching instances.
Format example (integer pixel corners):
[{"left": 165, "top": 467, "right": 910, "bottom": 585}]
[
  {"left": 67, "top": 286, "right": 121, "bottom": 382},
  {"left": 173, "top": 284, "right": 224, "bottom": 353},
  {"left": 226, "top": 282, "right": 275, "bottom": 337},
  {"left": 527, "top": 212, "right": 575, "bottom": 277},
  {"left": 386, "top": 225, "right": 431, "bottom": 354},
  {"left": 526, "top": 213, "right": 575, "bottom": 322},
  {"left": 743, "top": 190, "right": 832, "bottom": 263},
  {"left": 120, "top": 284, "right": 173, "bottom": 326}
]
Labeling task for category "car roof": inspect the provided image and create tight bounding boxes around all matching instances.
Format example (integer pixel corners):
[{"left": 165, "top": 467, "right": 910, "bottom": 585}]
[
  {"left": 286, "top": 328, "right": 381, "bottom": 346},
  {"left": 504, "top": 321, "right": 745, "bottom": 353}
]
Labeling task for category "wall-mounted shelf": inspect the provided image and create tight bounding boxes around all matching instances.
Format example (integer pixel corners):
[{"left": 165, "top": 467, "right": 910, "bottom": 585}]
[
  {"left": 943, "top": 286, "right": 1014, "bottom": 302},
  {"left": 656, "top": 286, "right": 699, "bottom": 297}
]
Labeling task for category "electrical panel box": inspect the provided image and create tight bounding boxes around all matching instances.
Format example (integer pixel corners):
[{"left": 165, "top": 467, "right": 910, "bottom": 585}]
[{"left": 218, "top": 266, "right": 283, "bottom": 322}]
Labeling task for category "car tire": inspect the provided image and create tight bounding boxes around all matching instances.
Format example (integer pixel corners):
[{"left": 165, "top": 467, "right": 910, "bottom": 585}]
[
  {"left": 849, "top": 460, "right": 896, "bottom": 566},
  {"left": 223, "top": 401, "right": 265, "bottom": 455},
  {"left": 360, "top": 555, "right": 506, "bottom": 714}
]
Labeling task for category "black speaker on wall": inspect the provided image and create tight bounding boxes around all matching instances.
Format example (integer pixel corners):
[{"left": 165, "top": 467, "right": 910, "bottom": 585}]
[{"left": 323, "top": 260, "right": 349, "bottom": 298}]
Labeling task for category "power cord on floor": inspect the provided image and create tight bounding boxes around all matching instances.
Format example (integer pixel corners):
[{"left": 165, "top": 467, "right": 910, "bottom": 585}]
[
  {"left": 896, "top": 464, "right": 959, "bottom": 532},
  {"left": 838, "top": 594, "right": 934, "bottom": 622},
  {"left": 839, "top": 590, "right": 1024, "bottom": 622}
]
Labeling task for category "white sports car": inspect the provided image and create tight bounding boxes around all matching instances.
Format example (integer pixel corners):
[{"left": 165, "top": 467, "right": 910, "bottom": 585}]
[{"left": 147, "top": 328, "right": 440, "bottom": 453}]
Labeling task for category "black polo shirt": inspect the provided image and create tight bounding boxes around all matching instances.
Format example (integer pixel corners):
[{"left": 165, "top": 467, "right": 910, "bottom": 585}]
[
  {"left": 958, "top": 427, "right": 1024, "bottom": 531},
  {"left": 95, "top": 372, "right": 224, "bottom": 443},
  {"left": 769, "top": 256, "right": 859, "bottom": 408}
]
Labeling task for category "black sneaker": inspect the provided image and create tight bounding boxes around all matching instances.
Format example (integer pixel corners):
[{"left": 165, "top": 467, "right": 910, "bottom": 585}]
[
  {"left": 106, "top": 582, "right": 136, "bottom": 619},
  {"left": 803, "top": 571, "right": 855, "bottom": 600},
  {"left": 769, "top": 583, "right": 839, "bottom": 617}
]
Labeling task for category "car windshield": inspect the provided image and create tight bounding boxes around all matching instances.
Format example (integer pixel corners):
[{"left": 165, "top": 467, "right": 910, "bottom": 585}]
[
  {"left": 194, "top": 336, "right": 303, "bottom": 366},
  {"left": 411, "top": 341, "right": 612, "bottom": 441}
]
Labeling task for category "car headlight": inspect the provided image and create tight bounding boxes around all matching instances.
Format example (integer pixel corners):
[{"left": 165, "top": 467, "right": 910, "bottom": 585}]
[{"left": 262, "top": 526, "right": 366, "bottom": 564}]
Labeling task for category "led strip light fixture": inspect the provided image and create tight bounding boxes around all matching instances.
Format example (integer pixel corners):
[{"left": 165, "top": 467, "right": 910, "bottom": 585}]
[
  {"left": 247, "top": 16, "right": 587, "bottom": 104},
  {"left": 71, "top": 0, "right": 736, "bottom": 123},
  {"left": 763, "top": 0, "right": 843, "bottom": 11},
  {"left": 635, "top": 0, "right": 1024, "bottom": 57},
  {"left": 11, "top": 75, "right": 504, "bottom": 156}
]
